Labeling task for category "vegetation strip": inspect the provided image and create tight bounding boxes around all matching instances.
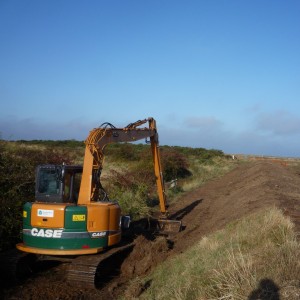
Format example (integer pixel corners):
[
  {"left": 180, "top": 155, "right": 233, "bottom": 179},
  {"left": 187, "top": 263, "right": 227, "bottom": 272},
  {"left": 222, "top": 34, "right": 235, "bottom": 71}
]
[{"left": 130, "top": 207, "right": 300, "bottom": 300}]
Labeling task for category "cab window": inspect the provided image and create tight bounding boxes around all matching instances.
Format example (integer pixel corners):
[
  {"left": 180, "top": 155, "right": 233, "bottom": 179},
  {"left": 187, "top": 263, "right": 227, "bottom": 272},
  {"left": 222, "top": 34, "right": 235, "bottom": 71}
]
[{"left": 38, "top": 169, "right": 59, "bottom": 195}]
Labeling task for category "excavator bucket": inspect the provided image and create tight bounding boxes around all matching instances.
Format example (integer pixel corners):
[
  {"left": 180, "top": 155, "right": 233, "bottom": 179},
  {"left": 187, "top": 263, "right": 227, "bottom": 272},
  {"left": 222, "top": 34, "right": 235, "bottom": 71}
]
[
  {"left": 154, "top": 218, "right": 182, "bottom": 234},
  {"left": 127, "top": 218, "right": 181, "bottom": 235}
]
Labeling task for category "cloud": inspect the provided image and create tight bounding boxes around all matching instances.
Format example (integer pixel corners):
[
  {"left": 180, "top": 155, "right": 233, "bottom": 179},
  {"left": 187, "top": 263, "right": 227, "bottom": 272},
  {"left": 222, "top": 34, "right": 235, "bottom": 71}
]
[
  {"left": 245, "top": 103, "right": 262, "bottom": 113},
  {"left": 256, "top": 110, "right": 300, "bottom": 136},
  {"left": 159, "top": 111, "right": 300, "bottom": 157},
  {"left": 160, "top": 124, "right": 299, "bottom": 157},
  {"left": 184, "top": 116, "right": 223, "bottom": 129},
  {"left": 0, "top": 116, "right": 93, "bottom": 140}
]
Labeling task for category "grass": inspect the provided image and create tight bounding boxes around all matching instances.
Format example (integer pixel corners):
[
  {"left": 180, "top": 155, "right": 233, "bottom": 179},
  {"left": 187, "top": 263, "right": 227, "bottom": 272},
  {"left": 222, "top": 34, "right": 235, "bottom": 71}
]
[
  {"left": 183, "top": 157, "right": 235, "bottom": 190},
  {"left": 124, "top": 207, "right": 300, "bottom": 300}
]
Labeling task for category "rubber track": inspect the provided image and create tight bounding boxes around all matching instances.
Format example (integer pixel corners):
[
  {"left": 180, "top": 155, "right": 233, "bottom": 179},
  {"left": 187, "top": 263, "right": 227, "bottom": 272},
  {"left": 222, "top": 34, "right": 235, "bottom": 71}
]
[{"left": 67, "top": 243, "right": 134, "bottom": 288}]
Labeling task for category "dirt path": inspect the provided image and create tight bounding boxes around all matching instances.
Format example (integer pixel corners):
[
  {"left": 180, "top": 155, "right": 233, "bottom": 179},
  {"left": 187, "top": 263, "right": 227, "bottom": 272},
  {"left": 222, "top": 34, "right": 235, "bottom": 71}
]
[
  {"left": 3, "top": 161, "right": 300, "bottom": 299},
  {"left": 170, "top": 161, "right": 300, "bottom": 254}
]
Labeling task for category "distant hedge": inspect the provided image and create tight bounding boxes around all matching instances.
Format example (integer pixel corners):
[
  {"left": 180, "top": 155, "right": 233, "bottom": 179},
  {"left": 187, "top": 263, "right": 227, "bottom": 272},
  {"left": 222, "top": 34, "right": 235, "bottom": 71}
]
[{"left": 15, "top": 139, "right": 85, "bottom": 148}]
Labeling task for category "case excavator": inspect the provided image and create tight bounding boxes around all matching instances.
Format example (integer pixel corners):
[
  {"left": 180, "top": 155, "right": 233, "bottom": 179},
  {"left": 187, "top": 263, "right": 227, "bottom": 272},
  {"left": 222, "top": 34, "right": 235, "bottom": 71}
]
[{"left": 16, "top": 117, "right": 181, "bottom": 286}]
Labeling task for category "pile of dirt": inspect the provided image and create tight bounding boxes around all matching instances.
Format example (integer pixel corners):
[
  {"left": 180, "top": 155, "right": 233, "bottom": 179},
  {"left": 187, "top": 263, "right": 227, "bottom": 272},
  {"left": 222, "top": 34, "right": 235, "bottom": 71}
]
[
  {"left": 121, "top": 235, "right": 170, "bottom": 277},
  {"left": 99, "top": 235, "right": 172, "bottom": 299},
  {"left": 2, "top": 161, "right": 300, "bottom": 299}
]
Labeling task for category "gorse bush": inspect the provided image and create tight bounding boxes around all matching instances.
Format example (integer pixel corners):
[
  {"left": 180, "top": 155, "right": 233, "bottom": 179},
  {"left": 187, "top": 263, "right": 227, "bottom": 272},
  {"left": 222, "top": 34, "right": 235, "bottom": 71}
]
[
  {"left": 16, "top": 139, "right": 84, "bottom": 148},
  {"left": 112, "top": 143, "right": 140, "bottom": 161},
  {"left": 0, "top": 141, "right": 75, "bottom": 251},
  {"left": 104, "top": 168, "right": 155, "bottom": 219},
  {"left": 160, "top": 147, "right": 191, "bottom": 181},
  {"left": 102, "top": 145, "right": 196, "bottom": 218},
  {"left": 105, "top": 144, "right": 192, "bottom": 183}
]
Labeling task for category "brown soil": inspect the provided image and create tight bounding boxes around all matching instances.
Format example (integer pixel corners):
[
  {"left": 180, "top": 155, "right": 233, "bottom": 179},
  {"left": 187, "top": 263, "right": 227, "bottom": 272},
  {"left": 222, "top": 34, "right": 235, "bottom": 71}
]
[{"left": 2, "top": 161, "right": 300, "bottom": 299}]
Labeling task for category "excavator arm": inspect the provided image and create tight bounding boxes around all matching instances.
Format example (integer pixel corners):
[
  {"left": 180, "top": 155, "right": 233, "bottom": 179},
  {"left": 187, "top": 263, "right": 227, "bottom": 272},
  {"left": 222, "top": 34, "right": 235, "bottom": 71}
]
[{"left": 77, "top": 117, "right": 168, "bottom": 216}]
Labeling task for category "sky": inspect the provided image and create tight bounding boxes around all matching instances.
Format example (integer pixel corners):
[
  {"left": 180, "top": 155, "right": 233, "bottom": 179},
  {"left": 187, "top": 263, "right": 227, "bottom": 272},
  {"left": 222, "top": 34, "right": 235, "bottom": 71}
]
[{"left": 0, "top": 1, "right": 300, "bottom": 157}]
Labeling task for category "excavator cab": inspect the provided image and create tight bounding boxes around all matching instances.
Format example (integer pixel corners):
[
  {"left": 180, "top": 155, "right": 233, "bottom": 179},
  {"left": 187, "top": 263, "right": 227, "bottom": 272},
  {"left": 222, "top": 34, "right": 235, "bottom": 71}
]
[{"left": 35, "top": 165, "right": 82, "bottom": 203}]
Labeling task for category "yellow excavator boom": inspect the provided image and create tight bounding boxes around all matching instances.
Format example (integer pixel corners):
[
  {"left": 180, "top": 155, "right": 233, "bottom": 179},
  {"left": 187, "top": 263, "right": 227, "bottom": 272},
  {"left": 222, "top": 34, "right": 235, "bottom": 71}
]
[{"left": 78, "top": 117, "right": 168, "bottom": 217}]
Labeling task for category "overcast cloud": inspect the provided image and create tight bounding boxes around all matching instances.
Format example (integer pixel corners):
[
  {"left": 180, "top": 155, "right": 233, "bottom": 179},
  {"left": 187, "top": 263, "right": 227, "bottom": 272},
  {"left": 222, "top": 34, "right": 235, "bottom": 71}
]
[{"left": 256, "top": 110, "right": 300, "bottom": 136}]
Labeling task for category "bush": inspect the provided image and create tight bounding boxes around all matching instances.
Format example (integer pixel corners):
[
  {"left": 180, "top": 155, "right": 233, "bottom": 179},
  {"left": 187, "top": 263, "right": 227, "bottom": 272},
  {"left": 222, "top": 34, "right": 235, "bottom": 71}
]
[
  {"left": 104, "top": 168, "right": 155, "bottom": 219},
  {"left": 113, "top": 143, "right": 140, "bottom": 161},
  {"left": 0, "top": 141, "right": 75, "bottom": 251},
  {"left": 160, "top": 147, "right": 191, "bottom": 181}
]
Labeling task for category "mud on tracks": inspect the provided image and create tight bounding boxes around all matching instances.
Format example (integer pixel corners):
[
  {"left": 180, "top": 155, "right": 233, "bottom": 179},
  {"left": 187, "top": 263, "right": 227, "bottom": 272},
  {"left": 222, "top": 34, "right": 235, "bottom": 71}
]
[{"left": 2, "top": 161, "right": 300, "bottom": 299}]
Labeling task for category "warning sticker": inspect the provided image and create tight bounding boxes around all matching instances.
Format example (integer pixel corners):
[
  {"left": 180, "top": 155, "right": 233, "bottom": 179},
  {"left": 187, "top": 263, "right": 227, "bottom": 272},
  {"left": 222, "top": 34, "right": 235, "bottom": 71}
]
[{"left": 72, "top": 214, "right": 86, "bottom": 221}]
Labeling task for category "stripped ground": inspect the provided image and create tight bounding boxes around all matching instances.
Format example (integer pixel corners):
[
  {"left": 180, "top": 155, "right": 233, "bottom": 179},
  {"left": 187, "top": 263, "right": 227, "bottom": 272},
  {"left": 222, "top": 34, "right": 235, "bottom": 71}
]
[{"left": 2, "top": 161, "right": 300, "bottom": 299}]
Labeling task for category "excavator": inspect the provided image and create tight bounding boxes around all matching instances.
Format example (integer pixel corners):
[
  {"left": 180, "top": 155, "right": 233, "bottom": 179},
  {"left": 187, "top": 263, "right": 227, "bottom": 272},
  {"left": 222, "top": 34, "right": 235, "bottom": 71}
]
[{"left": 16, "top": 117, "right": 181, "bottom": 286}]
